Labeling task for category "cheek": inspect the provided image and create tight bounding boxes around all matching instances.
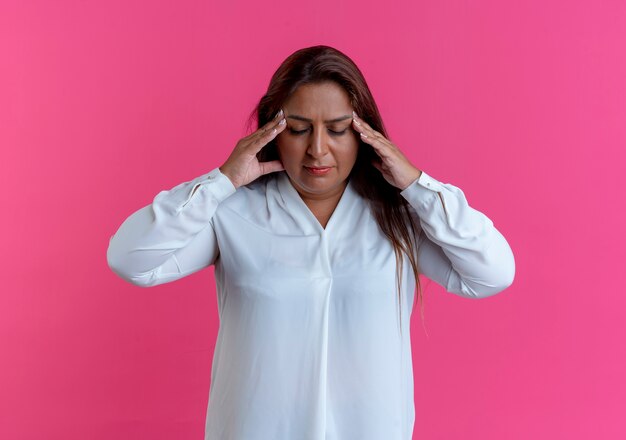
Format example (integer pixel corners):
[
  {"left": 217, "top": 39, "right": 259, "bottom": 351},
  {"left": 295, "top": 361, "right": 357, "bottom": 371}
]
[
  {"left": 276, "top": 141, "right": 302, "bottom": 167},
  {"left": 338, "top": 142, "right": 359, "bottom": 165}
]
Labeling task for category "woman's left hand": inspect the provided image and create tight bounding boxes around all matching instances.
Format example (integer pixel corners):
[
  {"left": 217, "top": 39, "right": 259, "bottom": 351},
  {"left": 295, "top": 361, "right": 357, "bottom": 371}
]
[{"left": 352, "top": 111, "right": 422, "bottom": 191}]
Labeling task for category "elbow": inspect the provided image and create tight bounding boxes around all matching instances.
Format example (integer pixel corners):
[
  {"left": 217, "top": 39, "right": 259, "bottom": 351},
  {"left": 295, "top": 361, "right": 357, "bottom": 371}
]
[
  {"left": 495, "top": 242, "right": 516, "bottom": 293},
  {"left": 107, "top": 237, "right": 155, "bottom": 288},
  {"left": 476, "top": 234, "right": 516, "bottom": 298},
  {"left": 106, "top": 237, "right": 125, "bottom": 279},
  {"left": 485, "top": 268, "right": 515, "bottom": 297},
  {"left": 467, "top": 251, "right": 516, "bottom": 299},
  {"left": 108, "top": 259, "right": 156, "bottom": 288},
  {"left": 500, "top": 256, "right": 516, "bottom": 291}
]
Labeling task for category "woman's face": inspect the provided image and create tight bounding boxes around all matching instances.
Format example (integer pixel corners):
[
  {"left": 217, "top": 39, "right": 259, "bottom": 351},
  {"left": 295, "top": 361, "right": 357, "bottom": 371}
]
[{"left": 276, "top": 81, "right": 359, "bottom": 200}]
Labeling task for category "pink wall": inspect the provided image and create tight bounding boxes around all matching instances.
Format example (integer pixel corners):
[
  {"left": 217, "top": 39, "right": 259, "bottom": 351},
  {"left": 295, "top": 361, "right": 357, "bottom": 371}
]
[{"left": 2, "top": 0, "right": 624, "bottom": 438}]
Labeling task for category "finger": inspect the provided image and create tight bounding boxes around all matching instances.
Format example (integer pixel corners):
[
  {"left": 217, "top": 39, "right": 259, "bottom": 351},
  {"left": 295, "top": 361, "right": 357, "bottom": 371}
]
[
  {"left": 265, "top": 117, "right": 287, "bottom": 138},
  {"left": 258, "top": 113, "right": 286, "bottom": 138},
  {"left": 259, "top": 160, "right": 285, "bottom": 176},
  {"left": 352, "top": 111, "right": 377, "bottom": 134},
  {"left": 353, "top": 115, "right": 391, "bottom": 151},
  {"left": 358, "top": 129, "right": 394, "bottom": 159},
  {"left": 352, "top": 112, "right": 383, "bottom": 142},
  {"left": 355, "top": 120, "right": 381, "bottom": 140},
  {"left": 371, "top": 159, "right": 383, "bottom": 172},
  {"left": 249, "top": 117, "right": 287, "bottom": 154},
  {"left": 260, "top": 108, "right": 285, "bottom": 134},
  {"left": 241, "top": 109, "right": 284, "bottom": 141},
  {"left": 352, "top": 115, "right": 397, "bottom": 160}
]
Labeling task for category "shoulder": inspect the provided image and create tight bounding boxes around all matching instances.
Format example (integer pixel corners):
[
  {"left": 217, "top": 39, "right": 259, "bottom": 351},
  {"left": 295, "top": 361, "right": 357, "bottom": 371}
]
[{"left": 215, "top": 174, "right": 275, "bottom": 218}]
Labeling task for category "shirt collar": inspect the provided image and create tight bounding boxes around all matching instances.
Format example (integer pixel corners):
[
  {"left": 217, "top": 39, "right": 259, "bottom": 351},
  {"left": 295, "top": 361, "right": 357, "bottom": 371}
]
[{"left": 276, "top": 170, "right": 358, "bottom": 235}]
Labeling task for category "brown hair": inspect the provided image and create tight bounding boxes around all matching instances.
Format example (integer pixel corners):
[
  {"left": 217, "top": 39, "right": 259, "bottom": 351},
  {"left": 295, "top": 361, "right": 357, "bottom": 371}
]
[{"left": 247, "top": 45, "right": 425, "bottom": 337}]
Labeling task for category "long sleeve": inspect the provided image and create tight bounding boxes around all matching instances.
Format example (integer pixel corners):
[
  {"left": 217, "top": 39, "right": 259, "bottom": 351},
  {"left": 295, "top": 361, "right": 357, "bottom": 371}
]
[
  {"left": 107, "top": 166, "right": 237, "bottom": 287},
  {"left": 400, "top": 170, "right": 515, "bottom": 298}
]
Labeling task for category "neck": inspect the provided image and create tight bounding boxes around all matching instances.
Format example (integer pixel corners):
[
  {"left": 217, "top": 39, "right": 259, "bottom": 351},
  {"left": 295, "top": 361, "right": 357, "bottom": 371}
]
[{"left": 295, "top": 178, "right": 347, "bottom": 203}]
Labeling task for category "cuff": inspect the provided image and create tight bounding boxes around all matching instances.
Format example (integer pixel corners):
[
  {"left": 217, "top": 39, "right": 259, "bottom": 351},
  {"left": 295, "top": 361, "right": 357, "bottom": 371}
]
[
  {"left": 400, "top": 170, "right": 445, "bottom": 206},
  {"left": 200, "top": 167, "right": 237, "bottom": 203},
  {"left": 176, "top": 167, "right": 237, "bottom": 212}
]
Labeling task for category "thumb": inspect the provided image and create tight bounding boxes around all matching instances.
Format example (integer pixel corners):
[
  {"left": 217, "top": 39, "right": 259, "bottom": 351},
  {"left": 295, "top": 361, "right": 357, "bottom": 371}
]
[
  {"left": 260, "top": 160, "right": 285, "bottom": 176},
  {"left": 371, "top": 159, "right": 383, "bottom": 172}
]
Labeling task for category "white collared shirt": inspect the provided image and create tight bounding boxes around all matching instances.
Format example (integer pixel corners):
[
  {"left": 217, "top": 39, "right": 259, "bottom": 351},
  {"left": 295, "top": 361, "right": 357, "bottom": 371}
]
[{"left": 107, "top": 167, "right": 515, "bottom": 440}]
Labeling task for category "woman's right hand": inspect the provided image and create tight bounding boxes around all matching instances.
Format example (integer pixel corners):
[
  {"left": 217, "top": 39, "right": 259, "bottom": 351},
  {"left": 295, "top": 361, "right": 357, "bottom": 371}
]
[{"left": 219, "top": 109, "right": 287, "bottom": 189}]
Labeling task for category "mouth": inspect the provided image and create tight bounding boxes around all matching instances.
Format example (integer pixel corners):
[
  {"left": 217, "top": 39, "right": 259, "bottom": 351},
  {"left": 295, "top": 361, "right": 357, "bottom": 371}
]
[{"left": 304, "top": 166, "right": 333, "bottom": 175}]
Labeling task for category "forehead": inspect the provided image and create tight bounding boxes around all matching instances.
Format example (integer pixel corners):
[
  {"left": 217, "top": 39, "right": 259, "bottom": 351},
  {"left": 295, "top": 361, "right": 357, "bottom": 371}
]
[{"left": 284, "top": 82, "right": 352, "bottom": 114}]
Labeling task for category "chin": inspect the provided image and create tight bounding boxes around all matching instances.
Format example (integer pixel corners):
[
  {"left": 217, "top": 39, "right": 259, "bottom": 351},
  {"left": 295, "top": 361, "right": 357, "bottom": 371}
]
[{"left": 299, "top": 176, "right": 345, "bottom": 192}]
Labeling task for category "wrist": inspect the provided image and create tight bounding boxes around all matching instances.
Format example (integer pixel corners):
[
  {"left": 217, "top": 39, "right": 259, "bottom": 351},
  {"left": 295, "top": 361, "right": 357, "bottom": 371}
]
[
  {"left": 219, "top": 166, "right": 238, "bottom": 189},
  {"left": 400, "top": 169, "right": 422, "bottom": 191}
]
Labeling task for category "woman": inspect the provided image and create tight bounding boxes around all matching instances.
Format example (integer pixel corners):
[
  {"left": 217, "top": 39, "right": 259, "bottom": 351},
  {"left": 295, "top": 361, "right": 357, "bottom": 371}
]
[{"left": 107, "top": 45, "right": 515, "bottom": 440}]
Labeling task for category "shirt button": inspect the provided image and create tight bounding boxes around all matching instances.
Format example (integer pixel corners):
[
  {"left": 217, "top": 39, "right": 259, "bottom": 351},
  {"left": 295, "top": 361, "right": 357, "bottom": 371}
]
[{"left": 427, "top": 182, "right": 430, "bottom": 186}]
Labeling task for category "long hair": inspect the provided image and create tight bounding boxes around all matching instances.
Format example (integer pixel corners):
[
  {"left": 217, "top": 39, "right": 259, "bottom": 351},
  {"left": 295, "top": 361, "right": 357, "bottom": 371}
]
[{"left": 248, "top": 45, "right": 425, "bottom": 337}]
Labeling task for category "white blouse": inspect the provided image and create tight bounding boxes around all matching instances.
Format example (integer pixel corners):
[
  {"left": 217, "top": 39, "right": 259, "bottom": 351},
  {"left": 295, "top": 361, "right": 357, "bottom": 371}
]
[{"left": 107, "top": 166, "right": 515, "bottom": 440}]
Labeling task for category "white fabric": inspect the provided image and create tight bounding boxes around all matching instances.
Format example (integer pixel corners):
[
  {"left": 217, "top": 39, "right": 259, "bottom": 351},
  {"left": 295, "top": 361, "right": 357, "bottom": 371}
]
[{"left": 107, "top": 166, "right": 515, "bottom": 440}]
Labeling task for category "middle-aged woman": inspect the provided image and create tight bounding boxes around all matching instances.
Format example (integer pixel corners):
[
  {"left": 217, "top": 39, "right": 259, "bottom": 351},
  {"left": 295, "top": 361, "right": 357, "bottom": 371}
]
[{"left": 107, "top": 45, "right": 516, "bottom": 440}]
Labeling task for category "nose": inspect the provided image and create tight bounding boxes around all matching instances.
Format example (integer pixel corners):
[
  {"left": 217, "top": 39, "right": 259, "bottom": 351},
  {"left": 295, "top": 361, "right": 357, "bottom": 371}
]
[{"left": 306, "top": 127, "right": 330, "bottom": 158}]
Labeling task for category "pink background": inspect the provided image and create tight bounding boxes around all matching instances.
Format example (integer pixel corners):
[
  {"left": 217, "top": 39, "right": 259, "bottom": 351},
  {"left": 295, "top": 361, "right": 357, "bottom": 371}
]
[{"left": 2, "top": 0, "right": 625, "bottom": 439}]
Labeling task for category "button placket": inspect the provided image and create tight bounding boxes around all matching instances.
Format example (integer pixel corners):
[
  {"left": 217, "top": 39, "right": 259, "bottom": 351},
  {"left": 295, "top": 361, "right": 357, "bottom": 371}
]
[
  {"left": 437, "top": 192, "right": 449, "bottom": 223},
  {"left": 181, "top": 174, "right": 214, "bottom": 209}
]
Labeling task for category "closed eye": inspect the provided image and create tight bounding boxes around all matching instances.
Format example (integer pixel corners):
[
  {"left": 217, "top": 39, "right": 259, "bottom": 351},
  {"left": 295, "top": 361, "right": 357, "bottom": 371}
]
[{"left": 288, "top": 127, "right": 348, "bottom": 136}]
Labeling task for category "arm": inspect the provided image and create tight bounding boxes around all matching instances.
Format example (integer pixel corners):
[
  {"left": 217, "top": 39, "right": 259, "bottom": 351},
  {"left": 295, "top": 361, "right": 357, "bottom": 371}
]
[
  {"left": 400, "top": 170, "right": 515, "bottom": 298},
  {"left": 106, "top": 166, "right": 237, "bottom": 287}
]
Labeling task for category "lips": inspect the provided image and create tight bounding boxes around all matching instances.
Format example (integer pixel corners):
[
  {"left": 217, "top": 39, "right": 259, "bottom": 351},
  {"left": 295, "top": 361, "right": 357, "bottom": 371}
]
[{"left": 304, "top": 165, "right": 332, "bottom": 175}]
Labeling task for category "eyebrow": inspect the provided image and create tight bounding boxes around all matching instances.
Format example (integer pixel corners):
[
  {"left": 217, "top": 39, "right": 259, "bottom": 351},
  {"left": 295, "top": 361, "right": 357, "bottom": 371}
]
[{"left": 286, "top": 114, "right": 353, "bottom": 123}]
